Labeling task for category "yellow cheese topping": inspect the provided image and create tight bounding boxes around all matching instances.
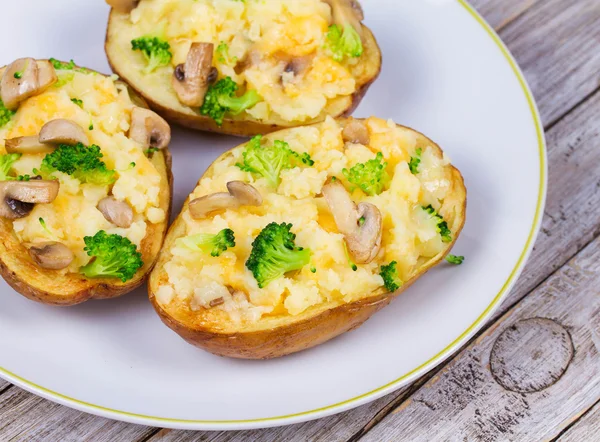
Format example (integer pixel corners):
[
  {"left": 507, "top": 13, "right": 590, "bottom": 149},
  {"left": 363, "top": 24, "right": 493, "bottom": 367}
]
[
  {"left": 0, "top": 69, "right": 165, "bottom": 273},
  {"left": 125, "top": 0, "right": 360, "bottom": 123},
  {"left": 156, "top": 117, "right": 461, "bottom": 323}
]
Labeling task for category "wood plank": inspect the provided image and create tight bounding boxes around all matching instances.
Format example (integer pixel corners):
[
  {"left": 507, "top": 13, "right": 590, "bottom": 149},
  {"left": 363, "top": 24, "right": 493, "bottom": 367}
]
[
  {"left": 556, "top": 400, "right": 600, "bottom": 442},
  {"left": 470, "top": 0, "right": 537, "bottom": 30},
  {"left": 499, "top": 0, "right": 600, "bottom": 125},
  {"left": 359, "top": 235, "right": 600, "bottom": 442},
  {"left": 0, "top": 386, "right": 155, "bottom": 442}
]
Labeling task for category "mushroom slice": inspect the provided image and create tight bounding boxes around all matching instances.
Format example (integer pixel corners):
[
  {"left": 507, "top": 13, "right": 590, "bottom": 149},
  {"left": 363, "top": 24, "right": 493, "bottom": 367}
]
[
  {"left": 189, "top": 181, "right": 262, "bottom": 219},
  {"left": 0, "top": 180, "right": 60, "bottom": 219},
  {"left": 322, "top": 178, "right": 382, "bottom": 264},
  {"left": 0, "top": 59, "right": 57, "bottom": 110},
  {"left": 105, "top": 0, "right": 139, "bottom": 13},
  {"left": 324, "top": 0, "right": 364, "bottom": 38},
  {"left": 172, "top": 42, "right": 215, "bottom": 107},
  {"left": 5, "top": 136, "right": 55, "bottom": 154},
  {"left": 129, "top": 107, "right": 171, "bottom": 150},
  {"left": 97, "top": 197, "right": 134, "bottom": 228},
  {"left": 27, "top": 241, "right": 74, "bottom": 270},
  {"left": 38, "top": 119, "right": 89, "bottom": 146},
  {"left": 342, "top": 118, "right": 370, "bottom": 145}
]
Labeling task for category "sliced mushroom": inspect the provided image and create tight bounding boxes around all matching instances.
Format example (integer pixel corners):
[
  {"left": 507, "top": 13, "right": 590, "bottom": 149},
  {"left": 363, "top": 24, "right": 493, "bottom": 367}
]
[
  {"left": 38, "top": 119, "right": 89, "bottom": 146},
  {"left": 342, "top": 118, "right": 370, "bottom": 145},
  {"left": 105, "top": 0, "right": 139, "bottom": 13},
  {"left": 322, "top": 178, "right": 382, "bottom": 263},
  {"left": 0, "top": 58, "right": 57, "bottom": 110},
  {"left": 172, "top": 43, "right": 215, "bottom": 107},
  {"left": 0, "top": 180, "right": 60, "bottom": 219},
  {"left": 5, "top": 136, "right": 55, "bottom": 154},
  {"left": 324, "top": 0, "right": 364, "bottom": 38},
  {"left": 129, "top": 107, "right": 171, "bottom": 150},
  {"left": 97, "top": 197, "right": 133, "bottom": 228},
  {"left": 189, "top": 181, "right": 262, "bottom": 219},
  {"left": 209, "top": 297, "right": 225, "bottom": 307},
  {"left": 27, "top": 241, "right": 74, "bottom": 270},
  {"left": 234, "top": 50, "right": 262, "bottom": 75}
]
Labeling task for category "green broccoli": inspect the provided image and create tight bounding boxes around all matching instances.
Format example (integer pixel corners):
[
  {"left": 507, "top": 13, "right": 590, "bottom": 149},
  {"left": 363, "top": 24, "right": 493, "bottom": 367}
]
[
  {"left": 216, "top": 41, "right": 237, "bottom": 65},
  {"left": 342, "top": 152, "right": 390, "bottom": 196},
  {"left": 423, "top": 205, "right": 452, "bottom": 243},
  {"left": 326, "top": 24, "right": 363, "bottom": 62},
  {"left": 236, "top": 136, "right": 314, "bottom": 188},
  {"left": 343, "top": 241, "right": 358, "bottom": 272},
  {"left": 131, "top": 36, "right": 172, "bottom": 74},
  {"left": 49, "top": 58, "right": 77, "bottom": 70},
  {"left": 17, "top": 174, "right": 31, "bottom": 181},
  {"left": 246, "top": 222, "right": 312, "bottom": 288},
  {"left": 380, "top": 261, "right": 403, "bottom": 292},
  {"left": 0, "top": 153, "right": 22, "bottom": 180},
  {"left": 71, "top": 98, "right": 83, "bottom": 108},
  {"left": 39, "top": 143, "right": 116, "bottom": 185},
  {"left": 80, "top": 231, "right": 143, "bottom": 282},
  {"left": 446, "top": 254, "right": 464, "bottom": 265},
  {"left": 0, "top": 100, "right": 16, "bottom": 129},
  {"left": 408, "top": 148, "right": 422, "bottom": 175},
  {"left": 200, "top": 77, "right": 262, "bottom": 126},
  {"left": 176, "top": 228, "right": 236, "bottom": 257}
]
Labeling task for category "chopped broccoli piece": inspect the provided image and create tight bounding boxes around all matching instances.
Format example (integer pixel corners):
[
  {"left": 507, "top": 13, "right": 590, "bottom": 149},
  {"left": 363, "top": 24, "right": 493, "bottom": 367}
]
[
  {"left": 343, "top": 241, "right": 358, "bottom": 271},
  {"left": 342, "top": 152, "right": 390, "bottom": 196},
  {"left": 310, "top": 266, "right": 317, "bottom": 273},
  {"left": 423, "top": 205, "right": 452, "bottom": 243},
  {"left": 80, "top": 231, "right": 143, "bottom": 282},
  {"left": 14, "top": 71, "right": 23, "bottom": 79},
  {"left": 236, "top": 136, "right": 314, "bottom": 188},
  {"left": 176, "top": 228, "right": 236, "bottom": 257},
  {"left": 39, "top": 217, "right": 53, "bottom": 236},
  {"left": 131, "top": 36, "right": 172, "bottom": 74},
  {"left": 17, "top": 174, "right": 31, "bottom": 181},
  {"left": 0, "top": 100, "right": 16, "bottom": 129},
  {"left": 216, "top": 41, "right": 237, "bottom": 65},
  {"left": 144, "top": 147, "right": 159, "bottom": 157},
  {"left": 0, "top": 153, "right": 21, "bottom": 180},
  {"left": 246, "top": 222, "right": 311, "bottom": 288},
  {"left": 409, "top": 148, "right": 422, "bottom": 175},
  {"left": 200, "top": 77, "right": 262, "bottom": 126},
  {"left": 326, "top": 24, "right": 363, "bottom": 62},
  {"left": 49, "top": 58, "right": 77, "bottom": 70},
  {"left": 71, "top": 98, "right": 83, "bottom": 108},
  {"left": 446, "top": 255, "right": 464, "bottom": 265},
  {"left": 380, "top": 261, "right": 403, "bottom": 292},
  {"left": 39, "top": 143, "right": 116, "bottom": 185}
]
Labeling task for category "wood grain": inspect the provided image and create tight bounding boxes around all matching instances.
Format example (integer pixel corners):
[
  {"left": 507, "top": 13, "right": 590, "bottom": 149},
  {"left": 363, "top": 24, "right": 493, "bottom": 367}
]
[
  {"left": 360, "top": 235, "right": 600, "bottom": 442},
  {"left": 556, "top": 400, "right": 600, "bottom": 442},
  {"left": 471, "top": 0, "right": 537, "bottom": 30}
]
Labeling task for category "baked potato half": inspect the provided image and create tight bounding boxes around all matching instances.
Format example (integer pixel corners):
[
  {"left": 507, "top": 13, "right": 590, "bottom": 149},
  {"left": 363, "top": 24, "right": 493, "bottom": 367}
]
[
  {"left": 105, "top": 0, "right": 382, "bottom": 136},
  {"left": 149, "top": 117, "right": 466, "bottom": 359},
  {"left": 0, "top": 58, "right": 172, "bottom": 306}
]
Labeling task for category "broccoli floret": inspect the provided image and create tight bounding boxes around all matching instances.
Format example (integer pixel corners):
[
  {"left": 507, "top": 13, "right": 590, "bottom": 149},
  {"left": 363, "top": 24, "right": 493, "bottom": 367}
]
[
  {"left": 49, "top": 58, "right": 77, "bottom": 70},
  {"left": 409, "top": 148, "right": 422, "bottom": 175},
  {"left": 71, "top": 98, "right": 83, "bottom": 108},
  {"left": 246, "top": 222, "right": 312, "bottom": 288},
  {"left": 380, "top": 261, "right": 403, "bottom": 292},
  {"left": 446, "top": 254, "right": 464, "bottom": 265},
  {"left": 131, "top": 36, "right": 172, "bottom": 74},
  {"left": 80, "top": 231, "right": 143, "bottom": 282},
  {"left": 342, "top": 152, "right": 390, "bottom": 196},
  {"left": 176, "top": 228, "right": 236, "bottom": 257},
  {"left": 200, "top": 77, "right": 261, "bottom": 126},
  {"left": 343, "top": 241, "right": 358, "bottom": 271},
  {"left": 326, "top": 24, "right": 363, "bottom": 62},
  {"left": 423, "top": 205, "right": 452, "bottom": 243},
  {"left": 39, "top": 143, "right": 116, "bottom": 185},
  {"left": 236, "top": 136, "right": 314, "bottom": 188},
  {"left": 0, "top": 100, "right": 16, "bottom": 129},
  {"left": 216, "top": 42, "right": 237, "bottom": 65},
  {"left": 0, "top": 153, "right": 21, "bottom": 180}
]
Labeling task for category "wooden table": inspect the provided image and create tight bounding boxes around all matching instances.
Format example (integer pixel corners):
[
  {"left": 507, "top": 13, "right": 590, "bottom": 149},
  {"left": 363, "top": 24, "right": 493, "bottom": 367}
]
[{"left": 2, "top": 0, "right": 599, "bottom": 440}]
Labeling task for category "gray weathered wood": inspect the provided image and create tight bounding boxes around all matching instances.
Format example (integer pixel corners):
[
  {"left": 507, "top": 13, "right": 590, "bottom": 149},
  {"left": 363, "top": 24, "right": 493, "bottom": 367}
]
[
  {"left": 556, "top": 400, "right": 600, "bottom": 442},
  {"left": 471, "top": 0, "right": 537, "bottom": 30},
  {"left": 360, "top": 235, "right": 600, "bottom": 442}
]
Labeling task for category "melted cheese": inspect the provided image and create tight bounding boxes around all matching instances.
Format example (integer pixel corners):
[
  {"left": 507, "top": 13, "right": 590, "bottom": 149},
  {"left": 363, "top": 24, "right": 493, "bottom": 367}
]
[
  {"left": 0, "top": 70, "right": 165, "bottom": 273},
  {"left": 158, "top": 117, "right": 458, "bottom": 322}
]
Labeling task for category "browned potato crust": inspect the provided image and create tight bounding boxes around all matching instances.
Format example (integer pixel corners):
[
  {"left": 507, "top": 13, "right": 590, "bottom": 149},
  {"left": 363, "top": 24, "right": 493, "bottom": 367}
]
[
  {"left": 0, "top": 62, "right": 173, "bottom": 306},
  {"left": 149, "top": 119, "right": 466, "bottom": 359},
  {"left": 104, "top": 5, "right": 382, "bottom": 137}
]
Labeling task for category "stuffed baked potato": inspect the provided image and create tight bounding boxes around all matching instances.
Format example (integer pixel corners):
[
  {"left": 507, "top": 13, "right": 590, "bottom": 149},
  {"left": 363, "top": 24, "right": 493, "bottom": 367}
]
[
  {"left": 105, "top": 0, "right": 382, "bottom": 136},
  {"left": 149, "top": 116, "right": 466, "bottom": 359},
  {"left": 0, "top": 58, "right": 172, "bottom": 306}
]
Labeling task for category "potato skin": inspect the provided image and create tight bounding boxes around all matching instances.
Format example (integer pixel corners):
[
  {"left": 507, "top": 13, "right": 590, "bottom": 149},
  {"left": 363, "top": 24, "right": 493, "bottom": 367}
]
[
  {"left": 0, "top": 61, "right": 174, "bottom": 306},
  {"left": 105, "top": 8, "right": 383, "bottom": 137},
  {"left": 149, "top": 120, "right": 467, "bottom": 359}
]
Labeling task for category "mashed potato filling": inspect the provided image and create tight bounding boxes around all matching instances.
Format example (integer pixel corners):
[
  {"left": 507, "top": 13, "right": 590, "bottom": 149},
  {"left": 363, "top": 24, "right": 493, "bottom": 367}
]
[
  {"left": 158, "top": 116, "right": 459, "bottom": 322},
  {"left": 125, "top": 0, "right": 359, "bottom": 123},
  {"left": 0, "top": 70, "right": 165, "bottom": 273}
]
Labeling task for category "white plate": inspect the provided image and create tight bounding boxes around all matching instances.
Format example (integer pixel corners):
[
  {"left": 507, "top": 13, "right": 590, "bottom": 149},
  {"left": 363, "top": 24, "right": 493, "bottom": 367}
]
[{"left": 0, "top": 0, "right": 546, "bottom": 431}]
